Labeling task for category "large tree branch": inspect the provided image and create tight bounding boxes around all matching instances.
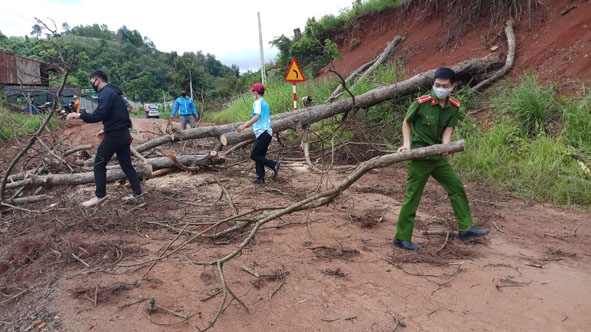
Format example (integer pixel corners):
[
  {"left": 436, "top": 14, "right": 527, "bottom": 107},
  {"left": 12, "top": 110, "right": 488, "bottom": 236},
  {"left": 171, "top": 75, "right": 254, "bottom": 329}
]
[
  {"left": 206, "top": 140, "right": 465, "bottom": 241},
  {"left": 220, "top": 53, "right": 503, "bottom": 146},
  {"left": 472, "top": 19, "right": 516, "bottom": 92}
]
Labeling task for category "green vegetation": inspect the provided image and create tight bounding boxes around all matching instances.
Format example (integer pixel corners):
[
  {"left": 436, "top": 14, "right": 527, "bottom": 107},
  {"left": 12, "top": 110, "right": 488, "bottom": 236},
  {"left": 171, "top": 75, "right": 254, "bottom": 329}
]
[
  {"left": 1, "top": 24, "right": 240, "bottom": 112},
  {"left": 490, "top": 74, "right": 562, "bottom": 137},
  {"left": 0, "top": 109, "right": 58, "bottom": 141},
  {"left": 453, "top": 76, "right": 591, "bottom": 207}
]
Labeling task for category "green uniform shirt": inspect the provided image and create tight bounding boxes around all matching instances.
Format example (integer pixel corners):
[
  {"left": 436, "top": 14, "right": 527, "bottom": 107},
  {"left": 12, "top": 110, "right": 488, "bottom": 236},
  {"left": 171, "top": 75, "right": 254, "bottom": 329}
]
[{"left": 405, "top": 92, "right": 461, "bottom": 146}]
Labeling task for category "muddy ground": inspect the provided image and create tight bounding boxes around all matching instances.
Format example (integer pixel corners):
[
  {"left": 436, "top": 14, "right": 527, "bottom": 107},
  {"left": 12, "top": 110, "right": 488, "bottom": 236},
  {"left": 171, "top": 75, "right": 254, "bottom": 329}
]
[{"left": 1, "top": 117, "right": 590, "bottom": 332}]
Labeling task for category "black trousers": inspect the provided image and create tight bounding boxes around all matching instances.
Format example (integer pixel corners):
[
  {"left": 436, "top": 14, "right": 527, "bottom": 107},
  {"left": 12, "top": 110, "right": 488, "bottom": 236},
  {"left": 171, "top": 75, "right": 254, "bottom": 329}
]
[
  {"left": 250, "top": 131, "right": 277, "bottom": 179},
  {"left": 93, "top": 129, "right": 142, "bottom": 198}
]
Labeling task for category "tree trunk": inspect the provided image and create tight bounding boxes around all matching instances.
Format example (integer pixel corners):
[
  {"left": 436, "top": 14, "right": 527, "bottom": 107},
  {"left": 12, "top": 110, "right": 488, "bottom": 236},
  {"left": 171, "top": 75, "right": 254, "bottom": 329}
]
[
  {"left": 220, "top": 53, "right": 504, "bottom": 146},
  {"left": 129, "top": 53, "right": 504, "bottom": 153},
  {"left": 348, "top": 36, "right": 404, "bottom": 91},
  {"left": 4, "top": 163, "right": 153, "bottom": 190}
]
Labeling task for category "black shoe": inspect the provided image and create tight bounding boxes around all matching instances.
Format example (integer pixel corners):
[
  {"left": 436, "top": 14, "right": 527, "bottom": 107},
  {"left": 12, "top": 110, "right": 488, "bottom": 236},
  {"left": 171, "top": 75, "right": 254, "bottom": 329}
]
[
  {"left": 273, "top": 161, "right": 281, "bottom": 178},
  {"left": 251, "top": 178, "right": 265, "bottom": 184},
  {"left": 458, "top": 226, "right": 490, "bottom": 241},
  {"left": 392, "top": 238, "right": 421, "bottom": 251}
]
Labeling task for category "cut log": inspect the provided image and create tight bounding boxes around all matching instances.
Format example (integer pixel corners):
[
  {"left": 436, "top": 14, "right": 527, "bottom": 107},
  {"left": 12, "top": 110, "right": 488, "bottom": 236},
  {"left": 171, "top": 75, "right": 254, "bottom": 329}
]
[
  {"left": 162, "top": 150, "right": 222, "bottom": 172},
  {"left": 4, "top": 163, "right": 152, "bottom": 190},
  {"left": 3, "top": 152, "right": 227, "bottom": 190},
  {"left": 4, "top": 195, "right": 54, "bottom": 205}
]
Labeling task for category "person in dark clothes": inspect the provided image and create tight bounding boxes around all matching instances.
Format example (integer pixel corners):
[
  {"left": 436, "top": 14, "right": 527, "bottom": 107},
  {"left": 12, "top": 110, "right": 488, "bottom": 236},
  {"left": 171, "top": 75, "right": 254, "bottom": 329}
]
[{"left": 67, "top": 70, "right": 142, "bottom": 207}]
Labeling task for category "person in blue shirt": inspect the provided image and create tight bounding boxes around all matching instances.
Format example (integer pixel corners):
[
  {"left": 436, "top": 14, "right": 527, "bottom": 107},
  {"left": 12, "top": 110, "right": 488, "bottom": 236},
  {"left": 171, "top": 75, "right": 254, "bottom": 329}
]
[
  {"left": 236, "top": 83, "right": 281, "bottom": 184},
  {"left": 172, "top": 90, "right": 198, "bottom": 130}
]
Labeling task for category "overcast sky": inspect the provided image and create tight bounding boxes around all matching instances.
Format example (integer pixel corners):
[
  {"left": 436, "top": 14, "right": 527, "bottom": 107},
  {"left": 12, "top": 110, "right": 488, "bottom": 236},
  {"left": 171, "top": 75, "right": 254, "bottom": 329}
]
[{"left": 0, "top": 0, "right": 354, "bottom": 72}]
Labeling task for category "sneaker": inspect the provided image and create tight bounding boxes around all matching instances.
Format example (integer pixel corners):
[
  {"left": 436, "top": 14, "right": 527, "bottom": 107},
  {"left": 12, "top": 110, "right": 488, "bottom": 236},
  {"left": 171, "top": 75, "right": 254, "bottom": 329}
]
[
  {"left": 251, "top": 178, "right": 265, "bottom": 184},
  {"left": 392, "top": 238, "right": 421, "bottom": 251},
  {"left": 273, "top": 161, "right": 281, "bottom": 178},
  {"left": 458, "top": 226, "right": 490, "bottom": 241},
  {"left": 81, "top": 196, "right": 108, "bottom": 208},
  {"left": 123, "top": 193, "right": 144, "bottom": 202}
]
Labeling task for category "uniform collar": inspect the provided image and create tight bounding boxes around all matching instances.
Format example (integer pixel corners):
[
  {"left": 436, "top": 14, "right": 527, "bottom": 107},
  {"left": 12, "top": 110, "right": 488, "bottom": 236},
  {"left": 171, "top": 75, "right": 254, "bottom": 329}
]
[{"left": 429, "top": 91, "right": 450, "bottom": 108}]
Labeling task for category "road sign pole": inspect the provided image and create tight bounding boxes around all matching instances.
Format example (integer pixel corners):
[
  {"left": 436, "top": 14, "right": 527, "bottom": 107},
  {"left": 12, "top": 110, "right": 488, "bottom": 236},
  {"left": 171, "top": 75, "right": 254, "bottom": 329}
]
[
  {"left": 284, "top": 58, "right": 306, "bottom": 111},
  {"left": 292, "top": 83, "right": 297, "bottom": 111}
]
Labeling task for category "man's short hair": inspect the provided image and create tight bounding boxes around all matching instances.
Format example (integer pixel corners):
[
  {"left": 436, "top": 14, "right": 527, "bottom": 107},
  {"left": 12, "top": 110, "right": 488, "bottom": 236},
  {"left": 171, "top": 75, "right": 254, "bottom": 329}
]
[
  {"left": 90, "top": 70, "right": 109, "bottom": 82},
  {"left": 434, "top": 67, "right": 456, "bottom": 84}
]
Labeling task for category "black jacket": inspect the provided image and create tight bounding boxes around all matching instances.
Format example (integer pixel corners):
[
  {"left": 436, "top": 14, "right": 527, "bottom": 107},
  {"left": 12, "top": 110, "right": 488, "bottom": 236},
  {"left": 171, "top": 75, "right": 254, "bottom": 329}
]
[{"left": 80, "top": 84, "right": 131, "bottom": 134}]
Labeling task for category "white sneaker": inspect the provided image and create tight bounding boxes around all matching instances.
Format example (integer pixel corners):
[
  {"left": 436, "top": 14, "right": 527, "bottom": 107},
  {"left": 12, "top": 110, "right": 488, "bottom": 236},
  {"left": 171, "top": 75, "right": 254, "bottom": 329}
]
[
  {"left": 81, "top": 196, "right": 108, "bottom": 207},
  {"left": 123, "top": 193, "right": 144, "bottom": 203}
]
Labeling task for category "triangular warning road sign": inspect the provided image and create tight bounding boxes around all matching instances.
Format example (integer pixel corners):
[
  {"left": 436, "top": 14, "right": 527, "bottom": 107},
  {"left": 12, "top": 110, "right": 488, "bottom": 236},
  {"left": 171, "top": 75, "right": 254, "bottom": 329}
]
[{"left": 285, "top": 58, "right": 306, "bottom": 83}]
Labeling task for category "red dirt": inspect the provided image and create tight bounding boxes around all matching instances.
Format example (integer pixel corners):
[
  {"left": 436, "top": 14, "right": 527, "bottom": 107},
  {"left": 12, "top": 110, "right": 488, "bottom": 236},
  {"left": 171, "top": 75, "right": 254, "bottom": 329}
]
[
  {"left": 323, "top": 0, "right": 591, "bottom": 85},
  {"left": 2, "top": 1, "right": 591, "bottom": 331}
]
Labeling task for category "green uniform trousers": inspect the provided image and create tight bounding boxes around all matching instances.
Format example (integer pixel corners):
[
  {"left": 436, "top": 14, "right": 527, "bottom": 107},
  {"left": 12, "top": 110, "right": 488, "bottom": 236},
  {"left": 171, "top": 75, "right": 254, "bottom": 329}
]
[{"left": 395, "top": 156, "right": 473, "bottom": 241}]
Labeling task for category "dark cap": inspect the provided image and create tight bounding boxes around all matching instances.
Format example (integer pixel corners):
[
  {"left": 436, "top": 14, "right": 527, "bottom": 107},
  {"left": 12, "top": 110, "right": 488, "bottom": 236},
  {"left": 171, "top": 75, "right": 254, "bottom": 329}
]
[
  {"left": 249, "top": 83, "right": 265, "bottom": 93},
  {"left": 434, "top": 67, "right": 456, "bottom": 83}
]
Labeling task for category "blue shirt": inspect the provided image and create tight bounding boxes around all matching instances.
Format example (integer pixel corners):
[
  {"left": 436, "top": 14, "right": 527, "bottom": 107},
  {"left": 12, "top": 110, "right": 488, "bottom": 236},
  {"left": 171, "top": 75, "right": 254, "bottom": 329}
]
[
  {"left": 252, "top": 98, "right": 272, "bottom": 137},
  {"left": 172, "top": 96, "right": 198, "bottom": 116}
]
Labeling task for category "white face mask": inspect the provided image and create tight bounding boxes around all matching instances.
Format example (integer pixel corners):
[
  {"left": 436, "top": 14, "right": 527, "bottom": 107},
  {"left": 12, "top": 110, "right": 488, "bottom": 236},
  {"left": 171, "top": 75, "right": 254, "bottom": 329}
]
[{"left": 433, "top": 86, "right": 453, "bottom": 99}]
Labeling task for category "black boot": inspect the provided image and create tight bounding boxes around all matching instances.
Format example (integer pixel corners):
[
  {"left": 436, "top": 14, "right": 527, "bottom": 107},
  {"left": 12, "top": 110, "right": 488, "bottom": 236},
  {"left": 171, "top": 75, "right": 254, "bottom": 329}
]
[{"left": 459, "top": 226, "right": 490, "bottom": 241}]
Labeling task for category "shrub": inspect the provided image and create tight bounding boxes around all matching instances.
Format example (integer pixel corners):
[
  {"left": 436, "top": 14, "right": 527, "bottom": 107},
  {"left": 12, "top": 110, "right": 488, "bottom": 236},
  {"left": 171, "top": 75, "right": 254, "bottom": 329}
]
[{"left": 491, "top": 74, "right": 561, "bottom": 138}]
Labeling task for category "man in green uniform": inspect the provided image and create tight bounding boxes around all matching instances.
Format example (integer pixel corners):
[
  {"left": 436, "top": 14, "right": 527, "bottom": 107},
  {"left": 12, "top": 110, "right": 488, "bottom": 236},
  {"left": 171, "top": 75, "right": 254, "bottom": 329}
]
[{"left": 393, "top": 67, "right": 489, "bottom": 250}]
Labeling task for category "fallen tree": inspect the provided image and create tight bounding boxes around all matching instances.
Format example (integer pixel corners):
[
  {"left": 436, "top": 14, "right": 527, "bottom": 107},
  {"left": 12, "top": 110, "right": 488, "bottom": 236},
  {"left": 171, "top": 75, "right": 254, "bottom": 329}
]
[
  {"left": 220, "top": 52, "right": 504, "bottom": 147},
  {"left": 1, "top": 49, "right": 504, "bottom": 201},
  {"left": 3, "top": 163, "right": 153, "bottom": 190}
]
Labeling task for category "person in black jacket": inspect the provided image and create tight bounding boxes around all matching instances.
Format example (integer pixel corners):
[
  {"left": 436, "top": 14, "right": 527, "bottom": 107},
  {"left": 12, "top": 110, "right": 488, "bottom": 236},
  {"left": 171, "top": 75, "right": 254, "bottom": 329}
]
[{"left": 67, "top": 70, "right": 143, "bottom": 207}]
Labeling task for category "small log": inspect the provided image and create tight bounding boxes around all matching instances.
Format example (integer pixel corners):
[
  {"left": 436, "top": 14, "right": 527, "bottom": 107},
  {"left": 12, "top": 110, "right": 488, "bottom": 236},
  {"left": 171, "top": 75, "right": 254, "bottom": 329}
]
[
  {"left": 162, "top": 150, "right": 221, "bottom": 172},
  {"left": 4, "top": 194, "right": 54, "bottom": 205},
  {"left": 63, "top": 144, "right": 92, "bottom": 158}
]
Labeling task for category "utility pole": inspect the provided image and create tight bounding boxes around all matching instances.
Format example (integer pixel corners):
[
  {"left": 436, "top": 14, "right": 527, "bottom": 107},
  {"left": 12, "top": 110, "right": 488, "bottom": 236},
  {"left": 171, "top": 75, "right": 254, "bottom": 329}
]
[
  {"left": 257, "top": 12, "right": 266, "bottom": 84},
  {"left": 189, "top": 70, "right": 194, "bottom": 100}
]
